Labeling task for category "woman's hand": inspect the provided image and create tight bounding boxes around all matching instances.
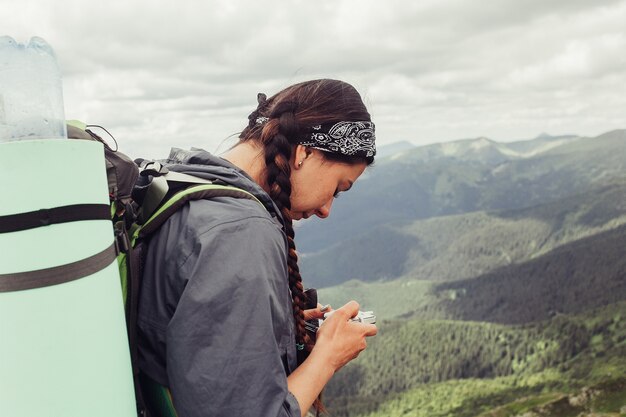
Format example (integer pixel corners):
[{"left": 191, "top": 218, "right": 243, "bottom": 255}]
[
  {"left": 287, "top": 300, "right": 376, "bottom": 416},
  {"left": 303, "top": 303, "right": 332, "bottom": 321},
  {"left": 312, "top": 300, "right": 377, "bottom": 372}
]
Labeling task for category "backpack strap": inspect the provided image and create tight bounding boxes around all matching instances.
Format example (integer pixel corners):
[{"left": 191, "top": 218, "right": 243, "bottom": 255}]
[
  {"left": 138, "top": 183, "right": 261, "bottom": 239},
  {"left": 136, "top": 163, "right": 226, "bottom": 225},
  {"left": 125, "top": 181, "right": 262, "bottom": 417}
]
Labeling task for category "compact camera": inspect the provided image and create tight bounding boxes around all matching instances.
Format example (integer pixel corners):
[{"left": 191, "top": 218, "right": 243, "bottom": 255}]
[
  {"left": 305, "top": 310, "right": 377, "bottom": 333},
  {"left": 325, "top": 310, "right": 377, "bottom": 324}
]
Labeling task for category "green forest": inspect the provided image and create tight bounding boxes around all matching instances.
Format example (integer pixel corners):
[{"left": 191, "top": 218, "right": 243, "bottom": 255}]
[
  {"left": 302, "top": 131, "right": 626, "bottom": 417},
  {"left": 324, "top": 303, "right": 626, "bottom": 416}
]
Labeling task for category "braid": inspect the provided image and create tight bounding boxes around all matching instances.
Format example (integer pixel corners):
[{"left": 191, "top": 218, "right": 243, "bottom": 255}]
[{"left": 260, "top": 106, "right": 312, "bottom": 354}]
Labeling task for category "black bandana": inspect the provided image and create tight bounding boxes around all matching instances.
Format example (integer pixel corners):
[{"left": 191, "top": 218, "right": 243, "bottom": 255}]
[
  {"left": 298, "top": 121, "right": 376, "bottom": 158},
  {"left": 254, "top": 110, "right": 376, "bottom": 158}
]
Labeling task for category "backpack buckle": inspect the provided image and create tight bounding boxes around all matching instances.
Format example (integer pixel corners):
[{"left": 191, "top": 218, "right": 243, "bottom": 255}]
[
  {"left": 124, "top": 202, "right": 137, "bottom": 230},
  {"left": 114, "top": 223, "right": 130, "bottom": 254},
  {"left": 139, "top": 161, "right": 169, "bottom": 177}
]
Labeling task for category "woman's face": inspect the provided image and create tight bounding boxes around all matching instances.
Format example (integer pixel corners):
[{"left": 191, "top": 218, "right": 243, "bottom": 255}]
[{"left": 289, "top": 147, "right": 367, "bottom": 220}]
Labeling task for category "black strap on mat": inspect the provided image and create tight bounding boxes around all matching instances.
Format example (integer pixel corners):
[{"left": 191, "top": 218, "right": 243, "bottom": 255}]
[
  {"left": 0, "top": 203, "right": 111, "bottom": 234},
  {"left": 0, "top": 242, "right": 117, "bottom": 292}
]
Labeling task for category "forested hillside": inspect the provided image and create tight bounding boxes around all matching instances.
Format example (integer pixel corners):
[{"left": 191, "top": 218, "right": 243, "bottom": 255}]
[
  {"left": 302, "top": 180, "right": 626, "bottom": 287},
  {"left": 297, "top": 130, "right": 626, "bottom": 258},
  {"left": 306, "top": 130, "right": 626, "bottom": 416},
  {"left": 325, "top": 303, "right": 626, "bottom": 417},
  {"left": 416, "top": 224, "right": 626, "bottom": 324},
  {"left": 318, "top": 224, "right": 626, "bottom": 326}
]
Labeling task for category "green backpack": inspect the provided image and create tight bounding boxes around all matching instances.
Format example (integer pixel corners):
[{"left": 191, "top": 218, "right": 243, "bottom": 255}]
[{"left": 67, "top": 121, "right": 261, "bottom": 417}]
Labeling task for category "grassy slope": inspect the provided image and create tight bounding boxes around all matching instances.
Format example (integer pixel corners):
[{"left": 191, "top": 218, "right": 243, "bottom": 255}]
[{"left": 318, "top": 279, "right": 434, "bottom": 320}]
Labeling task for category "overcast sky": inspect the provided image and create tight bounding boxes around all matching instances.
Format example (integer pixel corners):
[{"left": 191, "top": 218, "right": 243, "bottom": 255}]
[{"left": 3, "top": 0, "right": 626, "bottom": 158}]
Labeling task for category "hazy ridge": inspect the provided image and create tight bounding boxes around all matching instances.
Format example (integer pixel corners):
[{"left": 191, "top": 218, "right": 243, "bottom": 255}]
[
  {"left": 299, "top": 130, "right": 626, "bottom": 287},
  {"left": 302, "top": 130, "right": 626, "bottom": 416}
]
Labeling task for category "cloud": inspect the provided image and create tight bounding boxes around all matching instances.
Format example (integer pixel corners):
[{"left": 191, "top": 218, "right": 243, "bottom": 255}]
[{"left": 2, "top": 0, "right": 625, "bottom": 157}]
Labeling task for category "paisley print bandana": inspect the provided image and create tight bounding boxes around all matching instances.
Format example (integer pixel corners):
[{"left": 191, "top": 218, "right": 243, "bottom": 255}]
[{"left": 298, "top": 121, "right": 376, "bottom": 158}]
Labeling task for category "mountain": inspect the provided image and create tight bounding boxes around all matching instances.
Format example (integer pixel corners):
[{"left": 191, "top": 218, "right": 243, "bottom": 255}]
[
  {"left": 375, "top": 140, "right": 416, "bottom": 159},
  {"left": 319, "top": 223, "right": 626, "bottom": 415},
  {"left": 503, "top": 133, "right": 579, "bottom": 156},
  {"left": 316, "top": 221, "right": 626, "bottom": 324},
  {"left": 416, "top": 224, "right": 626, "bottom": 324},
  {"left": 301, "top": 179, "right": 626, "bottom": 288},
  {"left": 378, "top": 134, "right": 580, "bottom": 165},
  {"left": 296, "top": 130, "right": 625, "bottom": 256},
  {"left": 296, "top": 130, "right": 626, "bottom": 288},
  {"left": 305, "top": 129, "right": 626, "bottom": 417},
  {"left": 319, "top": 227, "right": 626, "bottom": 416},
  {"left": 302, "top": 129, "right": 626, "bottom": 417}
]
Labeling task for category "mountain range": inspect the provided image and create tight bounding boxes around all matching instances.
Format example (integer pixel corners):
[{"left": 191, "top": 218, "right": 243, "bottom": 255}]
[
  {"left": 295, "top": 129, "right": 626, "bottom": 417},
  {"left": 298, "top": 130, "right": 626, "bottom": 289}
]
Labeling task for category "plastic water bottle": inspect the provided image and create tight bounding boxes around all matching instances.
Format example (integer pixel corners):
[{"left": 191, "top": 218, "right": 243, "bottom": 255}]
[{"left": 0, "top": 36, "right": 67, "bottom": 142}]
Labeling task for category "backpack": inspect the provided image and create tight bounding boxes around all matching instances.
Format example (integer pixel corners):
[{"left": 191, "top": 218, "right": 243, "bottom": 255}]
[{"left": 67, "top": 121, "right": 262, "bottom": 417}]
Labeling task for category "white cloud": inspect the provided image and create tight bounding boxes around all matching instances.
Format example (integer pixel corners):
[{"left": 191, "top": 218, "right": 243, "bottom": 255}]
[{"left": 2, "top": 0, "right": 625, "bottom": 158}]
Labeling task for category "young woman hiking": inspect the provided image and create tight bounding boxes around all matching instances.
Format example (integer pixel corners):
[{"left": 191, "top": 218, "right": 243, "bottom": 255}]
[{"left": 136, "top": 79, "right": 377, "bottom": 417}]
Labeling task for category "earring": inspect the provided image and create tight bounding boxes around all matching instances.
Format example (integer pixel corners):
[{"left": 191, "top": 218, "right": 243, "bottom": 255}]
[{"left": 298, "top": 160, "right": 304, "bottom": 167}]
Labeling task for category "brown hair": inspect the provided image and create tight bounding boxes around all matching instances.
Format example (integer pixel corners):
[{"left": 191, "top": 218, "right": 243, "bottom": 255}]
[{"left": 239, "top": 79, "right": 374, "bottom": 413}]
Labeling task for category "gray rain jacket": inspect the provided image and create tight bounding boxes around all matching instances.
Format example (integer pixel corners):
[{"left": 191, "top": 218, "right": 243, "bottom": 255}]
[{"left": 137, "top": 148, "right": 301, "bottom": 417}]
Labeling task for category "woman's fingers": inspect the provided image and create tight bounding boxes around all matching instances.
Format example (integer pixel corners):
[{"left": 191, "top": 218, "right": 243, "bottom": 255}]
[
  {"left": 303, "top": 308, "right": 322, "bottom": 321},
  {"left": 303, "top": 303, "right": 332, "bottom": 321},
  {"left": 359, "top": 322, "right": 378, "bottom": 337},
  {"left": 331, "top": 300, "right": 360, "bottom": 320},
  {"left": 311, "top": 300, "right": 379, "bottom": 371}
]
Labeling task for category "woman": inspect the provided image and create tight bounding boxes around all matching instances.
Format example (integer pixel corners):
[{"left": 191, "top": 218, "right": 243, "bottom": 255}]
[{"left": 137, "top": 79, "right": 378, "bottom": 417}]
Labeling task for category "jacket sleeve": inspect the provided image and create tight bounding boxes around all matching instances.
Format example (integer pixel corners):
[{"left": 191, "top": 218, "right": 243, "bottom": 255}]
[{"left": 161, "top": 210, "right": 301, "bottom": 417}]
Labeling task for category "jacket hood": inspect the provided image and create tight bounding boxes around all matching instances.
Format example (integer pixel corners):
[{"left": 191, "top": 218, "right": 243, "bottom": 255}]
[{"left": 160, "top": 147, "right": 284, "bottom": 223}]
